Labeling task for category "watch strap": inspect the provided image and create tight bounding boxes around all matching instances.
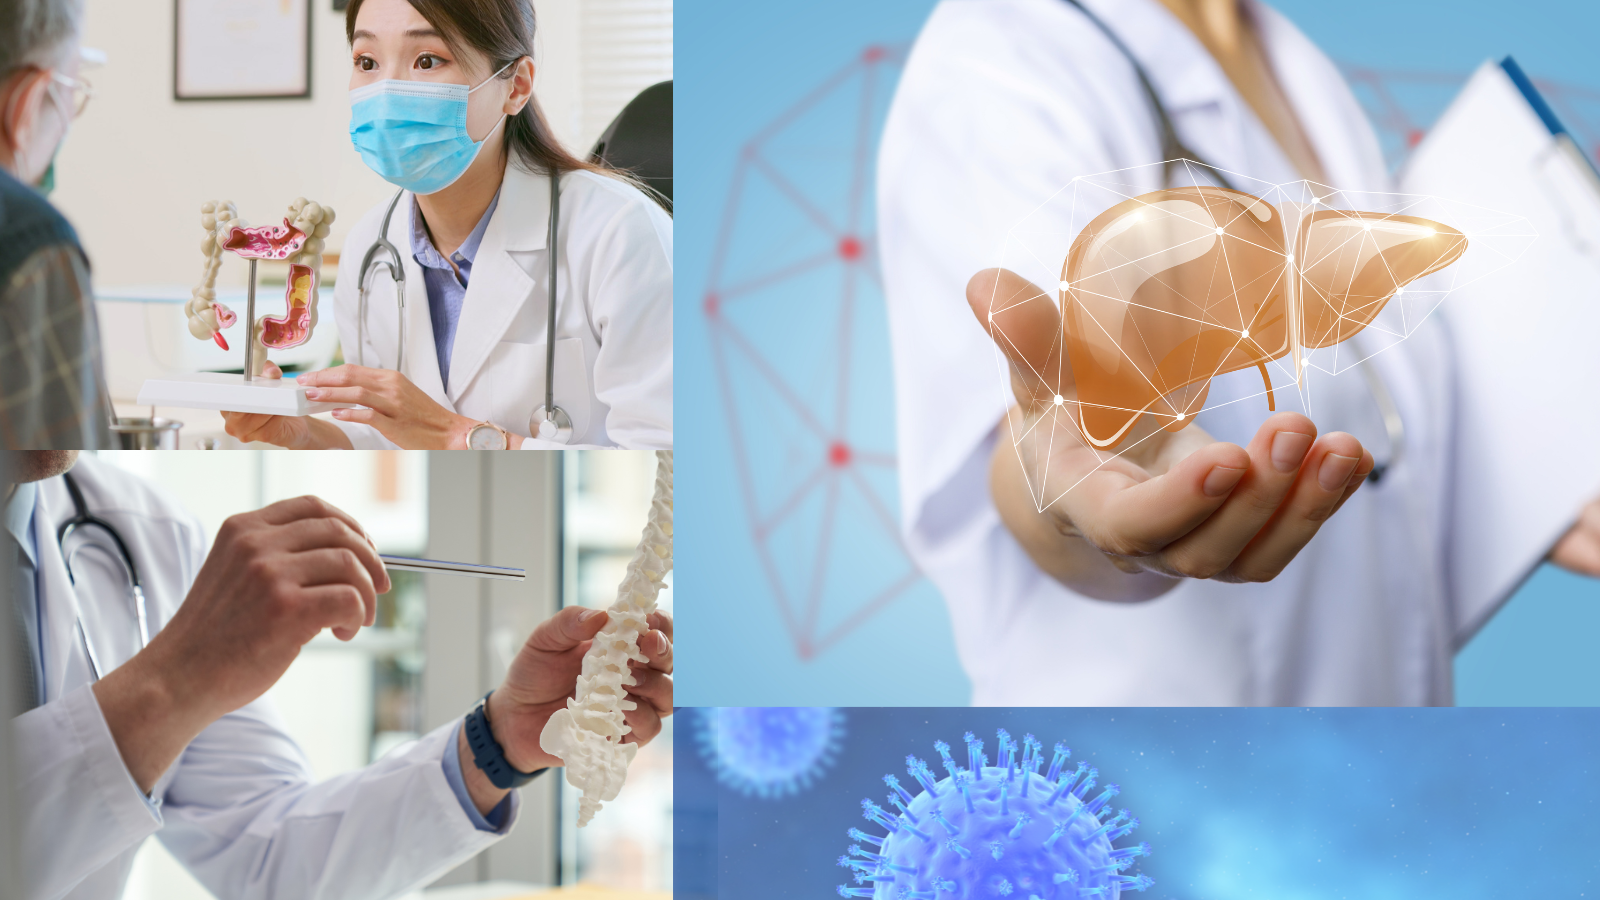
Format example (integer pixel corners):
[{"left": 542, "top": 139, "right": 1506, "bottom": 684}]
[{"left": 464, "top": 692, "right": 544, "bottom": 789}]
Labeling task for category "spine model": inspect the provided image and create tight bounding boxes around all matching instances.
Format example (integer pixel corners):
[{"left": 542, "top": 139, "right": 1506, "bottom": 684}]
[{"left": 540, "top": 450, "right": 673, "bottom": 826}]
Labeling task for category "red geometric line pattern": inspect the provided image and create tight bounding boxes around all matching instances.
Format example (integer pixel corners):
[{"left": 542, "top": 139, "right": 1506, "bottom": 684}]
[{"left": 703, "top": 45, "right": 915, "bottom": 661}]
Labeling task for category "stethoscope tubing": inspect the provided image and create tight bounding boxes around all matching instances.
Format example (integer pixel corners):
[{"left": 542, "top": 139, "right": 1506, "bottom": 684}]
[
  {"left": 354, "top": 170, "right": 574, "bottom": 443},
  {"left": 57, "top": 472, "right": 149, "bottom": 684}
]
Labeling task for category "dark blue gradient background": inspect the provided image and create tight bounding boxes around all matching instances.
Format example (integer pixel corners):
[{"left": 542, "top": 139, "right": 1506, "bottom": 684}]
[{"left": 678, "top": 708, "right": 1600, "bottom": 899}]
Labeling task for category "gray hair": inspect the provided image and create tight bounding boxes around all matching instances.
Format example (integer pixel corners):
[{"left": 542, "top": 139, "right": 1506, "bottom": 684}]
[{"left": 0, "top": 0, "right": 83, "bottom": 76}]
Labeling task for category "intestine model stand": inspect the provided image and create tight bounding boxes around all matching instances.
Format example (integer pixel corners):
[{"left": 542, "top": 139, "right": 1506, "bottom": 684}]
[
  {"left": 138, "top": 198, "right": 357, "bottom": 416},
  {"left": 540, "top": 450, "right": 673, "bottom": 826}
]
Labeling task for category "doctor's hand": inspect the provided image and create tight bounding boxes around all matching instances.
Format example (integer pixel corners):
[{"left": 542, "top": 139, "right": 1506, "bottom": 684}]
[
  {"left": 298, "top": 365, "right": 518, "bottom": 449},
  {"left": 969, "top": 268, "right": 1374, "bottom": 602},
  {"left": 220, "top": 362, "right": 355, "bottom": 449},
  {"left": 92, "top": 495, "right": 390, "bottom": 792},
  {"left": 456, "top": 605, "right": 674, "bottom": 815},
  {"left": 1551, "top": 495, "right": 1600, "bottom": 576}
]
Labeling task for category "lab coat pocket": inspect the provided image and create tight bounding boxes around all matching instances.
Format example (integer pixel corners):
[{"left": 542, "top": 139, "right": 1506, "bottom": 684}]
[{"left": 487, "top": 337, "right": 590, "bottom": 440}]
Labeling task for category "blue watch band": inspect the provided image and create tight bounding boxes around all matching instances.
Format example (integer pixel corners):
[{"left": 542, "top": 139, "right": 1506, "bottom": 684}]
[{"left": 465, "top": 692, "right": 545, "bottom": 789}]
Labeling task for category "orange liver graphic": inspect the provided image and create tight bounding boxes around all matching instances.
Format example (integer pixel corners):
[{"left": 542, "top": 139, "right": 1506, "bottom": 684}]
[{"left": 1059, "top": 187, "right": 1466, "bottom": 449}]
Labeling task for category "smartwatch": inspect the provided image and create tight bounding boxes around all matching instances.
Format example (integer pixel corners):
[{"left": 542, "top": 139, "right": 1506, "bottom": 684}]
[
  {"left": 464, "top": 692, "right": 545, "bottom": 789},
  {"left": 466, "top": 421, "right": 510, "bottom": 450}
]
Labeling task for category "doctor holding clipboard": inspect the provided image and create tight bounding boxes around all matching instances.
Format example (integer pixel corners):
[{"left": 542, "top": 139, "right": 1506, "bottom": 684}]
[{"left": 880, "top": 0, "right": 1600, "bottom": 705}]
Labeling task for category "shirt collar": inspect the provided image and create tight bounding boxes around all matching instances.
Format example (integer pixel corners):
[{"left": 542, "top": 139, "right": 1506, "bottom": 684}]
[
  {"left": 409, "top": 188, "right": 502, "bottom": 273},
  {"left": 4, "top": 481, "right": 38, "bottom": 567}
]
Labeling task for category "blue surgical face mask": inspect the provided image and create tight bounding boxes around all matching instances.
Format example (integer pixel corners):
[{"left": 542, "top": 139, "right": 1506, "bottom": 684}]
[{"left": 348, "top": 61, "right": 512, "bottom": 195}]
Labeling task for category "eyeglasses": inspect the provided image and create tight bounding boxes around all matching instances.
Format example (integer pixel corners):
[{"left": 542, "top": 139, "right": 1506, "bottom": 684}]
[{"left": 48, "top": 71, "right": 93, "bottom": 118}]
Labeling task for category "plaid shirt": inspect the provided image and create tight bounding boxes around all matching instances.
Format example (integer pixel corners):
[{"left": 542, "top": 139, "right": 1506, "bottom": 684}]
[{"left": 0, "top": 244, "right": 113, "bottom": 449}]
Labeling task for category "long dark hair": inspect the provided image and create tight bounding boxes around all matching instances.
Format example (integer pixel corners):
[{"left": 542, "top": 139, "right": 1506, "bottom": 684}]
[{"left": 344, "top": 0, "right": 608, "bottom": 178}]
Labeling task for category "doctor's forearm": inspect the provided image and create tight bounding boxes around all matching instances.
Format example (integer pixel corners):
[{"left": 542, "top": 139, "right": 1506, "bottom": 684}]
[
  {"left": 990, "top": 440, "right": 1180, "bottom": 603},
  {"left": 456, "top": 721, "right": 512, "bottom": 816},
  {"left": 91, "top": 647, "right": 218, "bottom": 794}
]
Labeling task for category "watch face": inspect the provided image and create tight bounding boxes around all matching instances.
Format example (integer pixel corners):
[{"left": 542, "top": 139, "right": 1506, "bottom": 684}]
[{"left": 467, "top": 424, "right": 505, "bottom": 450}]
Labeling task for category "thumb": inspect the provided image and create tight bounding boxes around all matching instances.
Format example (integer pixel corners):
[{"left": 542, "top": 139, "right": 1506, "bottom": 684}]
[
  {"left": 967, "top": 268, "right": 1071, "bottom": 410},
  {"left": 264, "top": 361, "right": 283, "bottom": 380},
  {"left": 527, "top": 605, "right": 610, "bottom": 653}
]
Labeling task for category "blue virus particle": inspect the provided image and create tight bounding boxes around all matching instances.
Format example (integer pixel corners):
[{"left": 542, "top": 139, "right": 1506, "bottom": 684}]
[
  {"left": 834, "top": 729, "right": 1153, "bottom": 899},
  {"left": 695, "top": 707, "right": 846, "bottom": 799}
]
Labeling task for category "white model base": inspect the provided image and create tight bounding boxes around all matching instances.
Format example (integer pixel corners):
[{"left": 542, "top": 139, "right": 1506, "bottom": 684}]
[{"left": 136, "top": 372, "right": 356, "bottom": 416}]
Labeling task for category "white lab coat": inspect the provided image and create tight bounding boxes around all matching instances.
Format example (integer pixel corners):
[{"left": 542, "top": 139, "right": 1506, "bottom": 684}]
[
  {"left": 333, "top": 164, "right": 674, "bottom": 449},
  {"left": 879, "top": 0, "right": 1470, "bottom": 705},
  {"left": 9, "top": 456, "right": 513, "bottom": 899}
]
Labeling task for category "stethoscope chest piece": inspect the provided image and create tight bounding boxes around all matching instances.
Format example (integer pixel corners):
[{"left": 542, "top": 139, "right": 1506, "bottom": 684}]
[{"left": 532, "top": 405, "right": 573, "bottom": 443}]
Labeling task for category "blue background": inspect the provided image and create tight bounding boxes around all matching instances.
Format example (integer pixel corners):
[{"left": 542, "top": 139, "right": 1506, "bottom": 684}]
[
  {"left": 677, "top": 0, "right": 1600, "bottom": 706},
  {"left": 683, "top": 707, "right": 1600, "bottom": 899}
]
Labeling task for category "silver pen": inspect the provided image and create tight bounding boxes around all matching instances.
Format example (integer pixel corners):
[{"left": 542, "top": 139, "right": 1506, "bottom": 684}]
[{"left": 379, "top": 555, "right": 527, "bottom": 581}]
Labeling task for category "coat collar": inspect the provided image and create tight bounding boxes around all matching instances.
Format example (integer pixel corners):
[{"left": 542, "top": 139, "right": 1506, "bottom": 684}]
[
  {"left": 443, "top": 163, "right": 551, "bottom": 400},
  {"left": 1071, "top": 0, "right": 1389, "bottom": 193}
]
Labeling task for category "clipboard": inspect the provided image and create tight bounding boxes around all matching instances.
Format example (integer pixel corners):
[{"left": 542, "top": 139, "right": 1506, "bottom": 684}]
[{"left": 1400, "top": 57, "right": 1600, "bottom": 648}]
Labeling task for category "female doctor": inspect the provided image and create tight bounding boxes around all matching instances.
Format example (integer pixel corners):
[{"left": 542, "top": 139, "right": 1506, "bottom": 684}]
[
  {"left": 880, "top": 0, "right": 1600, "bottom": 705},
  {"left": 223, "top": 0, "right": 672, "bottom": 450}
]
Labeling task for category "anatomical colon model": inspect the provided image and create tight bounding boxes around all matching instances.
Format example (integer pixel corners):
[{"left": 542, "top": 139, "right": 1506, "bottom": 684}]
[
  {"left": 186, "top": 197, "right": 335, "bottom": 375},
  {"left": 1058, "top": 186, "right": 1468, "bottom": 449}
]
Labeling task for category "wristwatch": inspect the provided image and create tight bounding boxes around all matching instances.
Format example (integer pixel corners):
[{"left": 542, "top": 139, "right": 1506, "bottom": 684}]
[
  {"left": 465, "top": 420, "right": 509, "bottom": 450},
  {"left": 464, "top": 692, "right": 545, "bottom": 789}
]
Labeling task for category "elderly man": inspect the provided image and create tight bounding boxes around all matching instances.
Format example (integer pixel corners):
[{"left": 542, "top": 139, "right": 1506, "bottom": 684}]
[{"left": 0, "top": 0, "right": 112, "bottom": 449}]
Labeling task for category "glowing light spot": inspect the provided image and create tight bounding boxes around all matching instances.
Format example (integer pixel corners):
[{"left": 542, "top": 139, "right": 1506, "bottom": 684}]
[
  {"left": 1053, "top": 394, "right": 1064, "bottom": 406},
  {"left": 1215, "top": 227, "right": 1224, "bottom": 235},
  {"left": 1241, "top": 329, "right": 1250, "bottom": 339}
]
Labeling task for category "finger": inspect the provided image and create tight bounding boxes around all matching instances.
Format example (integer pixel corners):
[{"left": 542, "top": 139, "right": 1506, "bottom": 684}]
[
  {"left": 222, "top": 412, "right": 267, "bottom": 440},
  {"left": 273, "top": 515, "right": 392, "bottom": 613},
  {"left": 624, "top": 668, "right": 673, "bottom": 718},
  {"left": 526, "top": 606, "right": 610, "bottom": 654},
  {"left": 304, "top": 385, "right": 382, "bottom": 408},
  {"left": 256, "top": 498, "right": 388, "bottom": 594},
  {"left": 1060, "top": 440, "right": 1250, "bottom": 558},
  {"left": 1327, "top": 446, "right": 1375, "bottom": 518},
  {"left": 297, "top": 365, "right": 384, "bottom": 388},
  {"left": 646, "top": 610, "right": 673, "bottom": 643},
  {"left": 291, "top": 545, "right": 379, "bottom": 615},
  {"left": 1157, "top": 413, "right": 1318, "bottom": 578},
  {"left": 299, "top": 583, "right": 368, "bottom": 642},
  {"left": 620, "top": 704, "right": 663, "bottom": 746},
  {"left": 1221, "top": 432, "right": 1367, "bottom": 582},
  {"left": 330, "top": 407, "right": 383, "bottom": 425},
  {"left": 967, "top": 268, "right": 1069, "bottom": 408},
  {"left": 631, "top": 628, "right": 672, "bottom": 674},
  {"left": 263, "top": 361, "right": 283, "bottom": 380}
]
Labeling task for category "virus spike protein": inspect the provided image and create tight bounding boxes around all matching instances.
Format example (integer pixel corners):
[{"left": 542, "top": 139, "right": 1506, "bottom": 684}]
[
  {"left": 836, "top": 729, "right": 1152, "bottom": 900},
  {"left": 539, "top": 450, "right": 673, "bottom": 826}
]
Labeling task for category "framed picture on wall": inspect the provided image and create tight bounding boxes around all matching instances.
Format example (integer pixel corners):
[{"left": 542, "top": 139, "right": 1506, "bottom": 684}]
[{"left": 174, "top": 0, "right": 312, "bottom": 101}]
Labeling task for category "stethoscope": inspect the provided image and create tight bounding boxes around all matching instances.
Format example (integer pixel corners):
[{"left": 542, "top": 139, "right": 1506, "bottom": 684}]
[
  {"left": 1060, "top": 0, "right": 1404, "bottom": 483},
  {"left": 55, "top": 472, "right": 147, "bottom": 683},
  {"left": 354, "top": 167, "right": 575, "bottom": 443}
]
